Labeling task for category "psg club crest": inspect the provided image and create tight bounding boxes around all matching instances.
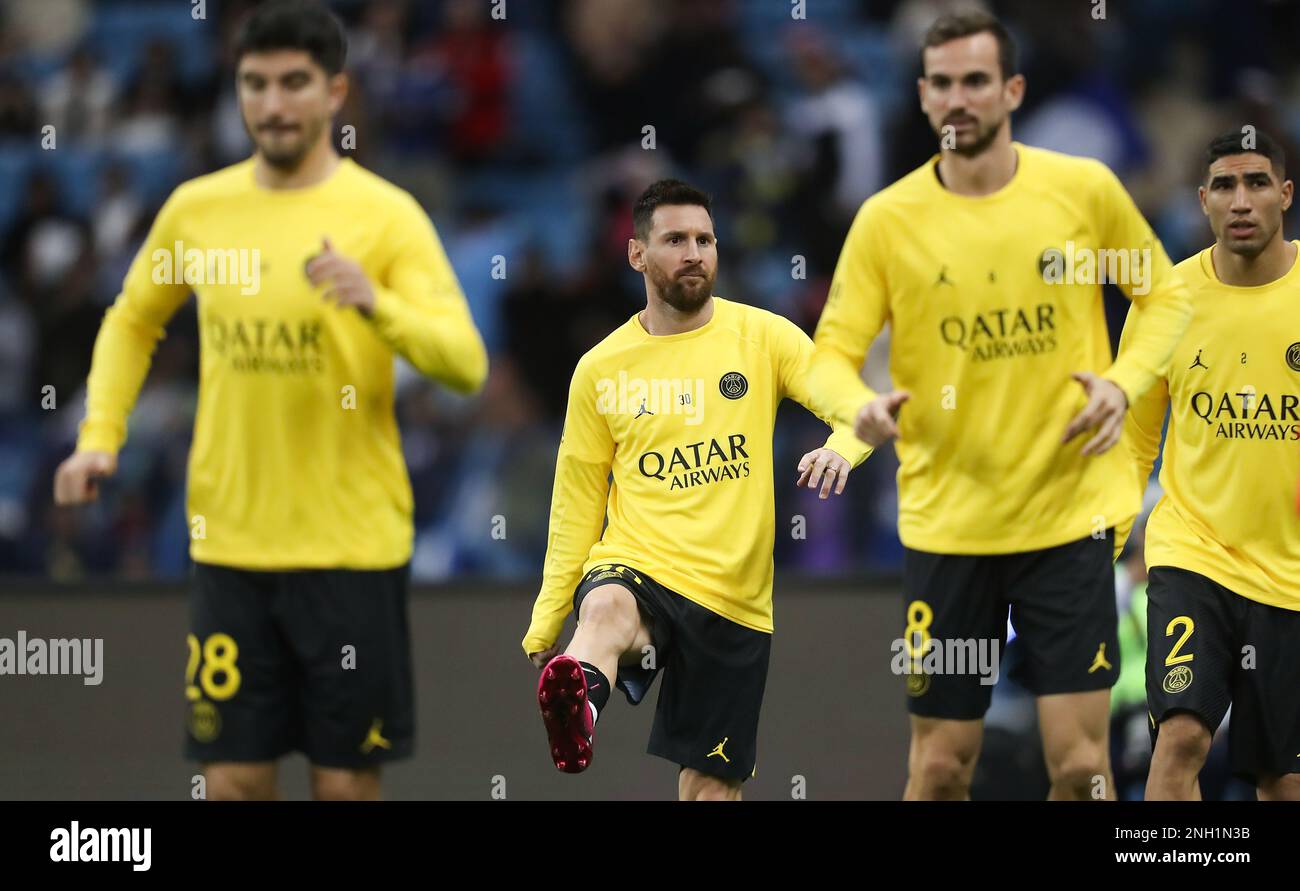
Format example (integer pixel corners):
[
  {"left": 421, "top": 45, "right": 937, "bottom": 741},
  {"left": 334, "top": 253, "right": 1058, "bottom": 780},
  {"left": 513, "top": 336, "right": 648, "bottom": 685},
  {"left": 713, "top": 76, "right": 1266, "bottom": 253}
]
[
  {"left": 188, "top": 700, "right": 221, "bottom": 743},
  {"left": 1162, "top": 665, "right": 1193, "bottom": 695},
  {"left": 1286, "top": 342, "right": 1300, "bottom": 372},
  {"left": 719, "top": 371, "right": 748, "bottom": 400}
]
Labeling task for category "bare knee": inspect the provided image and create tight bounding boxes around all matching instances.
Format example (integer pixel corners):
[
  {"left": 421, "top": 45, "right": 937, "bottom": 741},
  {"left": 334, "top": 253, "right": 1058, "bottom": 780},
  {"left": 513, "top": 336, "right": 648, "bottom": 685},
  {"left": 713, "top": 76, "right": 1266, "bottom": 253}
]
[
  {"left": 1154, "top": 713, "right": 1212, "bottom": 772},
  {"left": 908, "top": 728, "right": 980, "bottom": 799},
  {"left": 1046, "top": 740, "right": 1109, "bottom": 795},
  {"left": 205, "top": 763, "right": 277, "bottom": 801},
  {"left": 311, "top": 767, "right": 381, "bottom": 801},
  {"left": 1257, "top": 773, "right": 1300, "bottom": 801},
  {"left": 578, "top": 586, "right": 641, "bottom": 649},
  {"left": 910, "top": 748, "right": 976, "bottom": 798},
  {"left": 678, "top": 768, "right": 742, "bottom": 801}
]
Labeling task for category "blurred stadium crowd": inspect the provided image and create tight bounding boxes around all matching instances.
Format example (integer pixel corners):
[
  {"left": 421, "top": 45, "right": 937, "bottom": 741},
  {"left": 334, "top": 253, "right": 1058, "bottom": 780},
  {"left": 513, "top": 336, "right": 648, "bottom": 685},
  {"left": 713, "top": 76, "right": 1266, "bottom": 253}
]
[{"left": 1, "top": 0, "right": 1298, "bottom": 582}]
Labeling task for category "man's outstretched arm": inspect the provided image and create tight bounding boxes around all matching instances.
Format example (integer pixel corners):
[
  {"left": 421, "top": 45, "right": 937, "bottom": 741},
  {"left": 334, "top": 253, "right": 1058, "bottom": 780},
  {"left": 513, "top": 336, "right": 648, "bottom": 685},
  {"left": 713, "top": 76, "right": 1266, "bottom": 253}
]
[
  {"left": 522, "top": 358, "right": 615, "bottom": 660},
  {"left": 56, "top": 191, "right": 192, "bottom": 503}
]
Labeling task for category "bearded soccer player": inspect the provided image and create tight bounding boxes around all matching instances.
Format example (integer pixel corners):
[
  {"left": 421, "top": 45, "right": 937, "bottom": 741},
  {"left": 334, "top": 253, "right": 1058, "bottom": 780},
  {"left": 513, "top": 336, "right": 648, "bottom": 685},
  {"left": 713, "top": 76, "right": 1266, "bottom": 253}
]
[
  {"left": 521, "top": 180, "right": 870, "bottom": 800},
  {"left": 51, "top": 1, "right": 487, "bottom": 800},
  {"left": 807, "top": 11, "right": 1192, "bottom": 800},
  {"left": 1126, "top": 130, "right": 1300, "bottom": 801}
]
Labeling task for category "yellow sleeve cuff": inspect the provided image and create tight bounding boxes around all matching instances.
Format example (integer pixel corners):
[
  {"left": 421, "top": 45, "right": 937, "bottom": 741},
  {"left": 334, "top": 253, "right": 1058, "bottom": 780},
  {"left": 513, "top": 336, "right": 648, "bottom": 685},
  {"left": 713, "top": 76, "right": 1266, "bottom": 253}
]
[
  {"left": 825, "top": 427, "right": 872, "bottom": 468},
  {"left": 76, "top": 418, "right": 124, "bottom": 456},
  {"left": 1101, "top": 364, "right": 1148, "bottom": 409}
]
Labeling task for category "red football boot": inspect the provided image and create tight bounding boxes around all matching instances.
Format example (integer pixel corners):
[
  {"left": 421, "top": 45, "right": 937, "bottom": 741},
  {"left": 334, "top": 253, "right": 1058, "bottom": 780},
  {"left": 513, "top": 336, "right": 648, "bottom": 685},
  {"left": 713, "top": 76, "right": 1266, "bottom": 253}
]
[{"left": 537, "top": 654, "right": 594, "bottom": 773}]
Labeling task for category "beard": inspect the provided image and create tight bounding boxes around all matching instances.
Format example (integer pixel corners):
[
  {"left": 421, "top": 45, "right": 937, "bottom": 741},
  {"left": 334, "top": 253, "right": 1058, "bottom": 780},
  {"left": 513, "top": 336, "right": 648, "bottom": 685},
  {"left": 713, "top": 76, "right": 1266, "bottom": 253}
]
[
  {"left": 246, "top": 114, "right": 326, "bottom": 171},
  {"left": 938, "top": 113, "right": 1004, "bottom": 158},
  {"left": 648, "top": 262, "right": 714, "bottom": 313}
]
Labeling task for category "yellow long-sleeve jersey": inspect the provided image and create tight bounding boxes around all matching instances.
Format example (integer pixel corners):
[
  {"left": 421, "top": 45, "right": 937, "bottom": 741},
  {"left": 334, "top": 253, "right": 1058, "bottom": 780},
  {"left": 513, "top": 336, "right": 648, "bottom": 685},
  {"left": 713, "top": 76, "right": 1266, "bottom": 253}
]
[
  {"left": 809, "top": 143, "right": 1192, "bottom": 553},
  {"left": 76, "top": 158, "right": 488, "bottom": 569},
  {"left": 1124, "top": 243, "right": 1300, "bottom": 610},
  {"left": 521, "top": 297, "right": 872, "bottom": 655}
]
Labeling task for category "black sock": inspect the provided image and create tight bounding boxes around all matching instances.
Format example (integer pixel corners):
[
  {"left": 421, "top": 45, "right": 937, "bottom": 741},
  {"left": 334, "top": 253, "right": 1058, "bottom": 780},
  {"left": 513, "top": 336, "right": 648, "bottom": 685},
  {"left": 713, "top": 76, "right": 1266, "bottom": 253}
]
[{"left": 578, "top": 661, "right": 611, "bottom": 720}]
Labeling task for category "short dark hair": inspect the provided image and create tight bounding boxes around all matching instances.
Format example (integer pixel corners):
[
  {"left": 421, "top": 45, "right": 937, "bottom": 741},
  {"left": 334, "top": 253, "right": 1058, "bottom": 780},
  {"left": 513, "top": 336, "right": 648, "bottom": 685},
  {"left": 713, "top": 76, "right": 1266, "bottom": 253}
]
[
  {"left": 632, "top": 179, "right": 712, "bottom": 241},
  {"left": 1205, "top": 127, "right": 1287, "bottom": 181},
  {"left": 234, "top": 0, "right": 348, "bottom": 76},
  {"left": 921, "top": 10, "right": 1018, "bottom": 80}
]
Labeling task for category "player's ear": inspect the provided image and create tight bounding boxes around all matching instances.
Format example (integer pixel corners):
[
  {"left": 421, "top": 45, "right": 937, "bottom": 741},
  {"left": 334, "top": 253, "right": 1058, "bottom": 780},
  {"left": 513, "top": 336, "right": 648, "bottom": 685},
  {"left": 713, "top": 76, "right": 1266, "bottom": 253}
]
[
  {"left": 328, "top": 71, "right": 349, "bottom": 114},
  {"left": 1197, "top": 185, "right": 1208, "bottom": 216},
  {"left": 1281, "top": 178, "right": 1294, "bottom": 213},
  {"left": 1004, "top": 73, "right": 1026, "bottom": 112},
  {"left": 628, "top": 238, "right": 645, "bottom": 273}
]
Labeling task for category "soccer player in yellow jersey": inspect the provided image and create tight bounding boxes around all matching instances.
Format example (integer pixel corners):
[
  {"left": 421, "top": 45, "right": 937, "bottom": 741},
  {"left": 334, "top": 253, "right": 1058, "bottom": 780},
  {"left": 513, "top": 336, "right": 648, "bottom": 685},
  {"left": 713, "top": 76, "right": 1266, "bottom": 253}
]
[
  {"left": 50, "top": 2, "right": 487, "bottom": 800},
  {"left": 808, "top": 12, "right": 1193, "bottom": 800},
  {"left": 1127, "top": 130, "right": 1300, "bottom": 801},
  {"left": 521, "top": 180, "right": 870, "bottom": 800}
]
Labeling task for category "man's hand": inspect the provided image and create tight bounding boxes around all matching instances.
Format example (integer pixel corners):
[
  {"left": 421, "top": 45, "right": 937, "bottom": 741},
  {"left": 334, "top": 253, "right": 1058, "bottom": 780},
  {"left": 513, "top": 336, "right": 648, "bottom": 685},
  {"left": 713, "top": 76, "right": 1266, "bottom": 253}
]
[
  {"left": 1062, "top": 372, "right": 1128, "bottom": 455},
  {"left": 529, "top": 645, "right": 560, "bottom": 669},
  {"left": 854, "top": 390, "right": 909, "bottom": 447},
  {"left": 53, "top": 451, "right": 118, "bottom": 505},
  {"left": 797, "top": 448, "right": 851, "bottom": 499},
  {"left": 305, "top": 237, "right": 376, "bottom": 317}
]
